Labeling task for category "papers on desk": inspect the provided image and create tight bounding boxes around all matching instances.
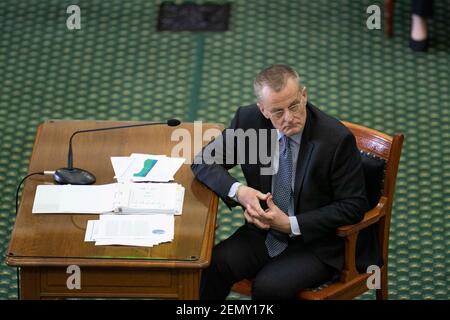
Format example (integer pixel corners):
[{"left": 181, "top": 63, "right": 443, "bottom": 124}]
[
  {"left": 32, "top": 182, "right": 185, "bottom": 215},
  {"left": 111, "top": 153, "right": 185, "bottom": 183},
  {"left": 84, "top": 214, "right": 174, "bottom": 247},
  {"left": 32, "top": 152, "right": 186, "bottom": 247}
]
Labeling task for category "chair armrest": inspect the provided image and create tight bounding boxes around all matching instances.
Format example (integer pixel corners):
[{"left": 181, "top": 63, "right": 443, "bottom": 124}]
[
  {"left": 335, "top": 197, "right": 387, "bottom": 282},
  {"left": 336, "top": 197, "right": 387, "bottom": 237}
]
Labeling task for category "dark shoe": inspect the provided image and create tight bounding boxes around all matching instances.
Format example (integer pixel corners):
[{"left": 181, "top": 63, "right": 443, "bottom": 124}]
[{"left": 409, "top": 38, "right": 428, "bottom": 52}]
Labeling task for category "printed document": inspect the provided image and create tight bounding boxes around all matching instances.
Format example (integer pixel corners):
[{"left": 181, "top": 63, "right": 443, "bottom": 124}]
[{"left": 32, "top": 183, "right": 184, "bottom": 215}]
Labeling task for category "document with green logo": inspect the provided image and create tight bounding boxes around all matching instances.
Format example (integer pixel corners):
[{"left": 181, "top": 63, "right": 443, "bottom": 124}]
[{"left": 111, "top": 153, "right": 185, "bottom": 183}]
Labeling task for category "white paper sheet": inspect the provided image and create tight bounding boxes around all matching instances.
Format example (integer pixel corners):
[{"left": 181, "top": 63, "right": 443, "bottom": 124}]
[
  {"left": 97, "top": 214, "right": 173, "bottom": 238},
  {"left": 85, "top": 214, "right": 174, "bottom": 247},
  {"left": 33, "top": 183, "right": 185, "bottom": 215},
  {"left": 117, "top": 182, "right": 184, "bottom": 215},
  {"left": 33, "top": 184, "right": 117, "bottom": 214},
  {"left": 110, "top": 156, "right": 132, "bottom": 183},
  {"left": 113, "top": 154, "right": 185, "bottom": 183}
]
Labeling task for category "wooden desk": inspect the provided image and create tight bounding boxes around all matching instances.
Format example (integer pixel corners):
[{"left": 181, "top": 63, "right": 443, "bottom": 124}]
[{"left": 6, "top": 120, "right": 222, "bottom": 299}]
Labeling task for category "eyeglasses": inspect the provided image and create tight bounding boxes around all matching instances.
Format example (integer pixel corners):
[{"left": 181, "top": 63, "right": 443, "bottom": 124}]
[{"left": 268, "top": 88, "right": 307, "bottom": 120}]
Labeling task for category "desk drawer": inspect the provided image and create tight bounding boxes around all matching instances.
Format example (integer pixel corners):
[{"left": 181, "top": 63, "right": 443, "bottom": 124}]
[{"left": 35, "top": 267, "right": 192, "bottom": 299}]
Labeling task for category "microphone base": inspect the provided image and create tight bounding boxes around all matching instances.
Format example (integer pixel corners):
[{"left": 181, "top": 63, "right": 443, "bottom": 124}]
[{"left": 54, "top": 168, "right": 96, "bottom": 185}]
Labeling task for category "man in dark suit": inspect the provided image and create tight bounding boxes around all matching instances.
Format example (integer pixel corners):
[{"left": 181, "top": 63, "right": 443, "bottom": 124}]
[{"left": 191, "top": 64, "right": 374, "bottom": 299}]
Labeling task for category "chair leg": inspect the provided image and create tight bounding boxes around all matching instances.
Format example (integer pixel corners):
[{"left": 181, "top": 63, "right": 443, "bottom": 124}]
[
  {"left": 376, "top": 266, "right": 388, "bottom": 300},
  {"left": 384, "top": 0, "right": 394, "bottom": 37}
]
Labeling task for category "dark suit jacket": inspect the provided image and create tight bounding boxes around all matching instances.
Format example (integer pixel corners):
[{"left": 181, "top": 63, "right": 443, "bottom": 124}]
[{"left": 192, "top": 102, "right": 379, "bottom": 271}]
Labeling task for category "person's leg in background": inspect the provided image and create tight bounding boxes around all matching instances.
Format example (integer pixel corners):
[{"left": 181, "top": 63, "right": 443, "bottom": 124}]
[{"left": 410, "top": 0, "right": 433, "bottom": 51}]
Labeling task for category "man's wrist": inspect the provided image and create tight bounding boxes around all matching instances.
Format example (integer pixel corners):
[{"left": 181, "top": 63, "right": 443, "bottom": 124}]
[
  {"left": 289, "top": 216, "right": 301, "bottom": 236},
  {"left": 227, "top": 182, "right": 242, "bottom": 202},
  {"left": 235, "top": 184, "right": 244, "bottom": 203}
]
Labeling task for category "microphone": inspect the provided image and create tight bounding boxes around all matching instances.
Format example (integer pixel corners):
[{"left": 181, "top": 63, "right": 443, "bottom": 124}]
[{"left": 54, "top": 119, "right": 181, "bottom": 185}]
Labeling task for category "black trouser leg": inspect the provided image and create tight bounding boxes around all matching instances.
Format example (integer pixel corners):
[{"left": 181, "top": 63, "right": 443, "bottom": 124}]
[
  {"left": 251, "top": 239, "right": 336, "bottom": 300},
  {"left": 412, "top": 0, "right": 433, "bottom": 18},
  {"left": 200, "top": 224, "right": 337, "bottom": 300},
  {"left": 200, "top": 224, "right": 270, "bottom": 300}
]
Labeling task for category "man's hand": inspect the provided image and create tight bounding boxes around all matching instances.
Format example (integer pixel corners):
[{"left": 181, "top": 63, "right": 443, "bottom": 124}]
[
  {"left": 243, "top": 209, "right": 270, "bottom": 230},
  {"left": 258, "top": 196, "right": 291, "bottom": 234},
  {"left": 236, "top": 185, "right": 270, "bottom": 219},
  {"left": 242, "top": 194, "right": 291, "bottom": 234}
]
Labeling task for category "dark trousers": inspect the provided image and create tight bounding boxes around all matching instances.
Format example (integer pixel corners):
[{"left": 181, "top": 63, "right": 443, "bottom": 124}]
[
  {"left": 412, "top": 0, "right": 433, "bottom": 18},
  {"left": 200, "top": 224, "right": 336, "bottom": 300}
]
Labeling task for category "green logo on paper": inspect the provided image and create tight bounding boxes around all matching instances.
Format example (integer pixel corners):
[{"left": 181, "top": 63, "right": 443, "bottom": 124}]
[{"left": 133, "top": 159, "right": 158, "bottom": 177}]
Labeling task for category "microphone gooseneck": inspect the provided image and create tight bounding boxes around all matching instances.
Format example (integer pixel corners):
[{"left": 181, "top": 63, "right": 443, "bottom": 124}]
[
  {"left": 68, "top": 134, "right": 75, "bottom": 169},
  {"left": 54, "top": 119, "right": 181, "bottom": 185}
]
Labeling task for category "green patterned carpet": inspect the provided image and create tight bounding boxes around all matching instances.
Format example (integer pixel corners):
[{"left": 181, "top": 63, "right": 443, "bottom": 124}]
[{"left": 0, "top": 0, "right": 449, "bottom": 299}]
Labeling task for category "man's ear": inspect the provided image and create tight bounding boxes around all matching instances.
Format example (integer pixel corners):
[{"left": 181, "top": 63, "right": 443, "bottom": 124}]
[
  {"left": 258, "top": 103, "right": 270, "bottom": 119},
  {"left": 302, "top": 86, "right": 308, "bottom": 102}
]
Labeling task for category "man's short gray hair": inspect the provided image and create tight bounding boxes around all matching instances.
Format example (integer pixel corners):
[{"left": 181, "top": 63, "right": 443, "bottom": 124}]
[{"left": 253, "top": 64, "right": 301, "bottom": 101}]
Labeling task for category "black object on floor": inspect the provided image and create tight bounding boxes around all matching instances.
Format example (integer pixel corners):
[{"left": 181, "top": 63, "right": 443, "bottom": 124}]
[
  {"left": 157, "top": 2, "right": 230, "bottom": 31},
  {"left": 409, "top": 38, "right": 429, "bottom": 52}
]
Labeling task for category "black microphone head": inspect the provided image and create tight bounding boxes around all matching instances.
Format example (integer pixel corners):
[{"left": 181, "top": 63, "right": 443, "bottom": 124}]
[{"left": 167, "top": 119, "right": 181, "bottom": 127}]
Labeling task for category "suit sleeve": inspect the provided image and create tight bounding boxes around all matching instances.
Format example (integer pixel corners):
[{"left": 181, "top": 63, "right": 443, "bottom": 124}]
[
  {"left": 297, "top": 132, "right": 370, "bottom": 244},
  {"left": 191, "top": 108, "right": 242, "bottom": 209}
]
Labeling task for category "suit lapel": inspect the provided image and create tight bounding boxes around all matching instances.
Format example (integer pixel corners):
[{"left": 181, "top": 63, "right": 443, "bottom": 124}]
[
  {"left": 294, "top": 141, "right": 313, "bottom": 208},
  {"left": 294, "top": 105, "right": 314, "bottom": 209},
  {"left": 259, "top": 119, "right": 275, "bottom": 197}
]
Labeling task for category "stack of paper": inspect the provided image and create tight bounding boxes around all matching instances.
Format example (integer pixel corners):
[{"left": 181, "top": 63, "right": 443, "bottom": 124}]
[
  {"left": 113, "top": 182, "right": 185, "bottom": 215},
  {"left": 85, "top": 214, "right": 174, "bottom": 247},
  {"left": 111, "top": 153, "right": 185, "bottom": 183},
  {"left": 32, "top": 182, "right": 185, "bottom": 215}
]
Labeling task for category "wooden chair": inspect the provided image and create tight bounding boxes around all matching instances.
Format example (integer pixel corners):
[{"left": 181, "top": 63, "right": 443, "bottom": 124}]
[
  {"left": 385, "top": 0, "right": 395, "bottom": 36},
  {"left": 231, "top": 121, "right": 404, "bottom": 300}
]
